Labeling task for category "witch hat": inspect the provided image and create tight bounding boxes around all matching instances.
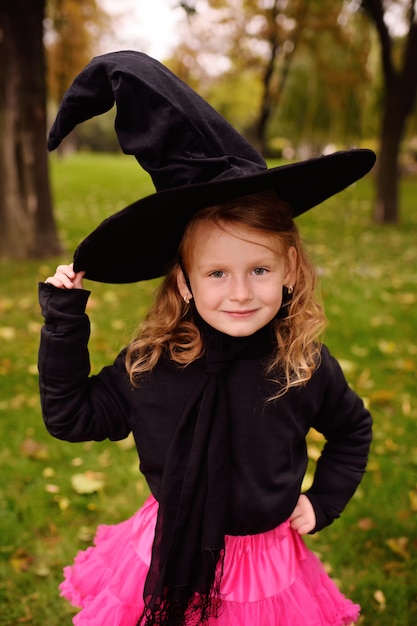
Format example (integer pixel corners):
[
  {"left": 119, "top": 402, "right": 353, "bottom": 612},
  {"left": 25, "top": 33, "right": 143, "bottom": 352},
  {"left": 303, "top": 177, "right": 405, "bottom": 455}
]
[{"left": 48, "top": 50, "right": 376, "bottom": 283}]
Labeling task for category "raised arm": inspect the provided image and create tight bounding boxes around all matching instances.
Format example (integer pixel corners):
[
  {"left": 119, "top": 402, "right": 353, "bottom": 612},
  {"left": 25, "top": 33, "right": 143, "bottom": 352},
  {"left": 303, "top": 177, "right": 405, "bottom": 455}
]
[{"left": 38, "top": 265, "right": 132, "bottom": 443}]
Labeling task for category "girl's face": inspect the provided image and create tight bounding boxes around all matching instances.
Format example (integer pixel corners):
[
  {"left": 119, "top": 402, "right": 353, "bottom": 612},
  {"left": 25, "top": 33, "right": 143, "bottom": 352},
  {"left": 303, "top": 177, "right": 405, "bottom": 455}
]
[{"left": 177, "top": 221, "right": 297, "bottom": 337}]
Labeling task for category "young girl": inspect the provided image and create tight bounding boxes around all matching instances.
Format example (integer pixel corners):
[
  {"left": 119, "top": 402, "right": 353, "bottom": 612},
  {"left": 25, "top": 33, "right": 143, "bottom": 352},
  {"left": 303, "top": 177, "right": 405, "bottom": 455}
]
[{"left": 39, "top": 51, "right": 374, "bottom": 626}]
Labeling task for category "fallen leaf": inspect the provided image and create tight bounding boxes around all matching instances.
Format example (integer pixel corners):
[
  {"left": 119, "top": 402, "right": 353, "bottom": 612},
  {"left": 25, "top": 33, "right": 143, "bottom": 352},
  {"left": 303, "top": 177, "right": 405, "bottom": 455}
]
[
  {"left": 71, "top": 471, "right": 105, "bottom": 494},
  {"left": 111, "top": 319, "right": 125, "bottom": 330},
  {"left": 45, "top": 484, "right": 60, "bottom": 494},
  {"left": 377, "top": 340, "right": 396, "bottom": 355},
  {"left": 0, "top": 326, "right": 16, "bottom": 340},
  {"left": 357, "top": 517, "right": 374, "bottom": 531},
  {"left": 385, "top": 537, "right": 410, "bottom": 560},
  {"left": 77, "top": 526, "right": 95, "bottom": 542},
  {"left": 409, "top": 490, "right": 417, "bottom": 513},
  {"left": 42, "top": 467, "right": 55, "bottom": 478},
  {"left": 33, "top": 561, "right": 51, "bottom": 577},
  {"left": 368, "top": 389, "right": 396, "bottom": 405},
  {"left": 0, "top": 358, "right": 12, "bottom": 375},
  {"left": 374, "top": 589, "right": 386, "bottom": 610},
  {"left": 397, "top": 292, "right": 417, "bottom": 304},
  {"left": 20, "top": 438, "right": 49, "bottom": 461},
  {"left": 57, "top": 496, "right": 70, "bottom": 511},
  {"left": 10, "top": 549, "right": 33, "bottom": 573}
]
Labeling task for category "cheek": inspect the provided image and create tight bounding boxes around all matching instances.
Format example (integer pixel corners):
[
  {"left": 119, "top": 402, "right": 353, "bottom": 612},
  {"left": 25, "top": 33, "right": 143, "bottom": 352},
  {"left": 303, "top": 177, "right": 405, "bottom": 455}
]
[{"left": 261, "top": 280, "right": 284, "bottom": 303}]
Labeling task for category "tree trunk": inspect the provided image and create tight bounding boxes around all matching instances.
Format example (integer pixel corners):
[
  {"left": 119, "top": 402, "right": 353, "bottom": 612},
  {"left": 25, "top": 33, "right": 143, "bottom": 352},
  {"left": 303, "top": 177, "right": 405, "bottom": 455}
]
[
  {"left": 255, "top": 41, "right": 279, "bottom": 155},
  {"left": 374, "top": 61, "right": 417, "bottom": 223},
  {"left": 374, "top": 79, "right": 403, "bottom": 224},
  {"left": 0, "top": 0, "right": 62, "bottom": 259},
  {"left": 364, "top": 0, "right": 417, "bottom": 223}
]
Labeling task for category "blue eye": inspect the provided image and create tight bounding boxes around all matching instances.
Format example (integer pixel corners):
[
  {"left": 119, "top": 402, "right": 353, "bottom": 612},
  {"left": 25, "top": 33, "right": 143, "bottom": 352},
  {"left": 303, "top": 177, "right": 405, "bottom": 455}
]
[
  {"left": 210, "top": 270, "right": 225, "bottom": 278},
  {"left": 253, "top": 267, "right": 268, "bottom": 275}
]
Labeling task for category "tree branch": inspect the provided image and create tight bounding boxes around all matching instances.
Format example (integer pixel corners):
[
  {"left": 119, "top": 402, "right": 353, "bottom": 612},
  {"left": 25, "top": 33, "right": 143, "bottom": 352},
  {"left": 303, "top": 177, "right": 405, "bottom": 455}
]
[{"left": 362, "top": 0, "right": 394, "bottom": 81}]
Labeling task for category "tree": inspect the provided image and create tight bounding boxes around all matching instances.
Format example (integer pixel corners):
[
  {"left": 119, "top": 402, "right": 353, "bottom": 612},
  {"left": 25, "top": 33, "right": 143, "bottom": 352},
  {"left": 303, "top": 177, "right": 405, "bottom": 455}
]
[
  {"left": 0, "top": 0, "right": 61, "bottom": 259},
  {"left": 0, "top": 0, "right": 107, "bottom": 260},
  {"left": 362, "top": 0, "right": 417, "bottom": 223},
  {"left": 174, "top": 0, "right": 372, "bottom": 154},
  {"left": 46, "top": 0, "right": 109, "bottom": 112}
]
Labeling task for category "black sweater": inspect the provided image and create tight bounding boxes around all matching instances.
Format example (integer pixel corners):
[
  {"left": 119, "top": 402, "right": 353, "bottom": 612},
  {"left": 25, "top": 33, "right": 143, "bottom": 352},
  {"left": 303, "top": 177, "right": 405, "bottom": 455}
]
[{"left": 38, "top": 283, "right": 372, "bottom": 535}]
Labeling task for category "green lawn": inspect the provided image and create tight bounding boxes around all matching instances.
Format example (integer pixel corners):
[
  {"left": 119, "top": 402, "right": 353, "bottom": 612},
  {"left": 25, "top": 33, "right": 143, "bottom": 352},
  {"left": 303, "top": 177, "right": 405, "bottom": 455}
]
[{"left": 0, "top": 153, "right": 416, "bottom": 624}]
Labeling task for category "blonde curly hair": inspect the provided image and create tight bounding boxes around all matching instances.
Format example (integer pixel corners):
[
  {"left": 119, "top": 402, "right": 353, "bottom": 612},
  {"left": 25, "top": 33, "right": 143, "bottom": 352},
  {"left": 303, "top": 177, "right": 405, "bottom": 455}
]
[{"left": 126, "top": 191, "right": 326, "bottom": 397}]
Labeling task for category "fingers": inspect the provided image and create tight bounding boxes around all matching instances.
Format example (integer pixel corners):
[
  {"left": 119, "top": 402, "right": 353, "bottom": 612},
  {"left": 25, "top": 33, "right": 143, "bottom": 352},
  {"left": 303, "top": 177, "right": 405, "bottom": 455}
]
[
  {"left": 45, "top": 263, "right": 85, "bottom": 290},
  {"left": 289, "top": 494, "right": 316, "bottom": 535}
]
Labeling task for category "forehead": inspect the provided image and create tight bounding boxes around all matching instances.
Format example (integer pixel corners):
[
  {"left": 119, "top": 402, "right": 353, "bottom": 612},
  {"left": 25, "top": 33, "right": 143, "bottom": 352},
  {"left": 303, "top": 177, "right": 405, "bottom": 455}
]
[{"left": 191, "top": 220, "right": 281, "bottom": 258}]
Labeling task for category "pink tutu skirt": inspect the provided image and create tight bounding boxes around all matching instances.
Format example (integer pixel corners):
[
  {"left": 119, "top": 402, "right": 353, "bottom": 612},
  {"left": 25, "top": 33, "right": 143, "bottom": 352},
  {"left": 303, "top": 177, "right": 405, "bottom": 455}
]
[{"left": 60, "top": 496, "right": 360, "bottom": 626}]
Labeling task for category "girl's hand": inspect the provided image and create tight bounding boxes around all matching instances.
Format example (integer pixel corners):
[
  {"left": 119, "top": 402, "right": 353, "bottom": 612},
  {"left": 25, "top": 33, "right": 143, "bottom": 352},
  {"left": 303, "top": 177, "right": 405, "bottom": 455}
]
[
  {"left": 289, "top": 494, "right": 316, "bottom": 535},
  {"left": 45, "top": 263, "right": 85, "bottom": 290}
]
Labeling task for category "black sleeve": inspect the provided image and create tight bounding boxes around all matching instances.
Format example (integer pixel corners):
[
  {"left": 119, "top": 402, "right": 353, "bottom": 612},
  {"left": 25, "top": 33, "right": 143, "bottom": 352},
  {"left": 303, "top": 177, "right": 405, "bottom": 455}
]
[
  {"left": 38, "top": 283, "right": 132, "bottom": 443},
  {"left": 305, "top": 345, "right": 372, "bottom": 532}
]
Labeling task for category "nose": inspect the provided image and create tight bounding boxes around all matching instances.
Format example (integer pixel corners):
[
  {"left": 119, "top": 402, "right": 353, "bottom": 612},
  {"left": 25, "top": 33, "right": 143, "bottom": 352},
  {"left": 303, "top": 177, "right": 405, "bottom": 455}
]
[{"left": 229, "top": 276, "right": 253, "bottom": 302}]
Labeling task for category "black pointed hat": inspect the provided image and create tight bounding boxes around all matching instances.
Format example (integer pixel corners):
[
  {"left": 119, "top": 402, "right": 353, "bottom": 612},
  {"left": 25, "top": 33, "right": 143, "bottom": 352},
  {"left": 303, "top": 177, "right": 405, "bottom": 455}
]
[{"left": 48, "top": 50, "right": 376, "bottom": 283}]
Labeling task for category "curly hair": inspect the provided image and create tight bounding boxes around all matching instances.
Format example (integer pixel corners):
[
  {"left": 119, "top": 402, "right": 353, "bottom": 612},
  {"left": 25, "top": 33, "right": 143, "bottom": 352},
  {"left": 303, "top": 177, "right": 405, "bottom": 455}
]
[{"left": 126, "top": 191, "right": 326, "bottom": 397}]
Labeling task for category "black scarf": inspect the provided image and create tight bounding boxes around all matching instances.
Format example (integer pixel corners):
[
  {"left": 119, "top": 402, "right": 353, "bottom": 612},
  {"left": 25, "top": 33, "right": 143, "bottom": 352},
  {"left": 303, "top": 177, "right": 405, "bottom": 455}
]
[{"left": 137, "top": 315, "right": 276, "bottom": 626}]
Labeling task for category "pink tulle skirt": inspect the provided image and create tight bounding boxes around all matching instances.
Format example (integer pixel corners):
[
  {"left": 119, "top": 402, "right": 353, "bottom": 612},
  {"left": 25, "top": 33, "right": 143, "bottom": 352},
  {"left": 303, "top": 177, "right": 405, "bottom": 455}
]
[{"left": 60, "top": 495, "right": 360, "bottom": 626}]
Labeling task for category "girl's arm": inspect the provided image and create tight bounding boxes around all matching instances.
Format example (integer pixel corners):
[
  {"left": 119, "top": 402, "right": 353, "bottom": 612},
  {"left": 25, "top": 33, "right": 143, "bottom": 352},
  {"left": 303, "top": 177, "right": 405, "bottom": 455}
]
[
  {"left": 304, "top": 346, "right": 372, "bottom": 532},
  {"left": 38, "top": 265, "right": 132, "bottom": 443}
]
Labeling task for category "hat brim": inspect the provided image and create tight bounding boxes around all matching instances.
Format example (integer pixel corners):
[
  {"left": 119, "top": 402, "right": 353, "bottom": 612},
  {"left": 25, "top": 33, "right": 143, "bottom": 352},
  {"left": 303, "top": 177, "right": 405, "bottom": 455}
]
[{"left": 73, "top": 149, "right": 376, "bottom": 283}]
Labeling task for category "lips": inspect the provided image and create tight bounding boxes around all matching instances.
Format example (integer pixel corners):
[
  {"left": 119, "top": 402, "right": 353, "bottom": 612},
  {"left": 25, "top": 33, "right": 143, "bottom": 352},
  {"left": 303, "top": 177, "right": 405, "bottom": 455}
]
[{"left": 224, "top": 309, "right": 258, "bottom": 318}]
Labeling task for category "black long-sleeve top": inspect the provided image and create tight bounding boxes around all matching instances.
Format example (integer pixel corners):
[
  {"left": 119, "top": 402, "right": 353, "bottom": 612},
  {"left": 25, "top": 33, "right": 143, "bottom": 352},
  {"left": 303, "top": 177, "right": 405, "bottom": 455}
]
[{"left": 38, "top": 283, "right": 372, "bottom": 535}]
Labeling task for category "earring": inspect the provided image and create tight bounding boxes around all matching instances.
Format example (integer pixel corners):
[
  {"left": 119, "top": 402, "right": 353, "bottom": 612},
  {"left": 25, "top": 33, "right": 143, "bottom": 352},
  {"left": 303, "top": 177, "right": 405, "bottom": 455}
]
[
  {"left": 184, "top": 294, "right": 192, "bottom": 304},
  {"left": 287, "top": 285, "right": 294, "bottom": 294}
]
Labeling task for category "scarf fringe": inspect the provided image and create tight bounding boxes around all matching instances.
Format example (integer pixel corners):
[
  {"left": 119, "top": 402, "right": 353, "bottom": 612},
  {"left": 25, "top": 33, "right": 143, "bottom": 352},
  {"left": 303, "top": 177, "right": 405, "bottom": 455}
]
[{"left": 137, "top": 550, "right": 225, "bottom": 626}]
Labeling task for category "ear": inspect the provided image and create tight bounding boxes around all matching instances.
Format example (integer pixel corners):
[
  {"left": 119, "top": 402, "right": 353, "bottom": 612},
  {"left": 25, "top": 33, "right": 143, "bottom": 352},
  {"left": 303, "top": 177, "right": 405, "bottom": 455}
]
[
  {"left": 176, "top": 266, "right": 192, "bottom": 301},
  {"left": 284, "top": 246, "right": 297, "bottom": 287}
]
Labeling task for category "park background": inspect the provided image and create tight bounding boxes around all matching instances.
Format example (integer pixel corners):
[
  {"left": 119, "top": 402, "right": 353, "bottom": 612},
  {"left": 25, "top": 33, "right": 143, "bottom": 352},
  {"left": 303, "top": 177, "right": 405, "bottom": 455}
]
[{"left": 0, "top": 1, "right": 416, "bottom": 624}]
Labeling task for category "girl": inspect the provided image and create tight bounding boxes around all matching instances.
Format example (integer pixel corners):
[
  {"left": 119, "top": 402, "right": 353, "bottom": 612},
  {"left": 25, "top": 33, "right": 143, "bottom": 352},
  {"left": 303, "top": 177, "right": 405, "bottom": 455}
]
[{"left": 39, "top": 51, "right": 374, "bottom": 626}]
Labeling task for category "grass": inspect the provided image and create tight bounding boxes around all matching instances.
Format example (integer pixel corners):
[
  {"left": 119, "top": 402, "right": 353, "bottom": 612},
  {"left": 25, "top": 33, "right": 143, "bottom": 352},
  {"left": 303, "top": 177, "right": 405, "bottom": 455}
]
[{"left": 0, "top": 152, "right": 416, "bottom": 624}]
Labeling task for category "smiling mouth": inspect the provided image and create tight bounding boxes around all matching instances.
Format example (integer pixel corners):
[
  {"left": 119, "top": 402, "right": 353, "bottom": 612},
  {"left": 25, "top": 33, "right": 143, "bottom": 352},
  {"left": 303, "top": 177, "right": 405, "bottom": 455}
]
[{"left": 224, "top": 309, "right": 258, "bottom": 317}]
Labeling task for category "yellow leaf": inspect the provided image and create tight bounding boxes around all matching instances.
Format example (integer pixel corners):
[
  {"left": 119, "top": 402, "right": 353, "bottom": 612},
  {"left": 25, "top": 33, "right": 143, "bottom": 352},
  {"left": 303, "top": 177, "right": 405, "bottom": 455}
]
[
  {"left": 397, "top": 292, "right": 417, "bottom": 304},
  {"left": 0, "top": 326, "right": 16, "bottom": 340},
  {"left": 71, "top": 472, "right": 105, "bottom": 494},
  {"left": 385, "top": 537, "right": 410, "bottom": 560},
  {"left": 377, "top": 340, "right": 396, "bottom": 355},
  {"left": 369, "top": 389, "right": 396, "bottom": 404},
  {"left": 77, "top": 526, "right": 95, "bottom": 542},
  {"left": 57, "top": 497, "right": 71, "bottom": 511},
  {"left": 111, "top": 319, "right": 125, "bottom": 330},
  {"left": 409, "top": 490, "right": 417, "bottom": 513},
  {"left": 33, "top": 561, "right": 51, "bottom": 577},
  {"left": 374, "top": 589, "right": 386, "bottom": 610},
  {"left": 42, "top": 467, "right": 55, "bottom": 478},
  {"left": 10, "top": 549, "right": 33, "bottom": 573}
]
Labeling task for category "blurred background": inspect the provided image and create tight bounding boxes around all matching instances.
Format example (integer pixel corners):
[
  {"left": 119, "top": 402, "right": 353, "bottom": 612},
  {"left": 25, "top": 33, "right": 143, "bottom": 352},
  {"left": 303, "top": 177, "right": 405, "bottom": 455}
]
[{"left": 0, "top": 1, "right": 416, "bottom": 624}]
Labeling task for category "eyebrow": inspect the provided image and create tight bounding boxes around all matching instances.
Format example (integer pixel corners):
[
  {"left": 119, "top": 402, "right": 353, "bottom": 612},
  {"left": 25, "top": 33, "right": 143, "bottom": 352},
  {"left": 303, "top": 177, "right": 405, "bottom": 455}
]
[{"left": 197, "top": 254, "right": 278, "bottom": 270}]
